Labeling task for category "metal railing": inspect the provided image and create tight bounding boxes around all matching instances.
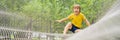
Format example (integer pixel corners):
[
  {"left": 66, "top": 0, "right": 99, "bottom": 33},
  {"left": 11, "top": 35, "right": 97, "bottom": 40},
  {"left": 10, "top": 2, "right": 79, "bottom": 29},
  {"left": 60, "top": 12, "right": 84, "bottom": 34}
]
[{"left": 0, "top": 27, "right": 71, "bottom": 40}]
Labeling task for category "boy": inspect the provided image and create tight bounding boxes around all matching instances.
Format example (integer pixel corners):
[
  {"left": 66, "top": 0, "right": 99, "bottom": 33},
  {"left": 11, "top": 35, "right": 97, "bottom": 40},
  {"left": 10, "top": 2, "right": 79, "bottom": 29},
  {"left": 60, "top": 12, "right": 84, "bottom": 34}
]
[{"left": 56, "top": 4, "right": 90, "bottom": 35}]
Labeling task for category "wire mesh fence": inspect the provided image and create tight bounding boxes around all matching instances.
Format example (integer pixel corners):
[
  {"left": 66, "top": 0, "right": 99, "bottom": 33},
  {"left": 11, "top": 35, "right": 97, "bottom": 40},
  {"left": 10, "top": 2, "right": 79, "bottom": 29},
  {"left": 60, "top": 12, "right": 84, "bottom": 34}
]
[
  {"left": 0, "top": 11, "right": 71, "bottom": 40},
  {"left": 0, "top": 27, "right": 71, "bottom": 40}
]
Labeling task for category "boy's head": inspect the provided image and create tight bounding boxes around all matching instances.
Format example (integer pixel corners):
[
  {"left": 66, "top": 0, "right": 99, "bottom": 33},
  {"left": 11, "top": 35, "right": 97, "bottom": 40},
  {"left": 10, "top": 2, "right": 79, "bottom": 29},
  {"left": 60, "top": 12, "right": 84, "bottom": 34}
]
[{"left": 73, "top": 4, "right": 81, "bottom": 15}]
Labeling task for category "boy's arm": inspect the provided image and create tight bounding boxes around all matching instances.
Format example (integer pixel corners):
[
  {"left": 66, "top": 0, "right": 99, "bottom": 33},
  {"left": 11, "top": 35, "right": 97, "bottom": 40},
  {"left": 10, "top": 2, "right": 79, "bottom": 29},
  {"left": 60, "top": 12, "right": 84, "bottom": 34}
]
[
  {"left": 85, "top": 19, "right": 90, "bottom": 26},
  {"left": 56, "top": 17, "right": 69, "bottom": 23},
  {"left": 82, "top": 14, "right": 90, "bottom": 26}
]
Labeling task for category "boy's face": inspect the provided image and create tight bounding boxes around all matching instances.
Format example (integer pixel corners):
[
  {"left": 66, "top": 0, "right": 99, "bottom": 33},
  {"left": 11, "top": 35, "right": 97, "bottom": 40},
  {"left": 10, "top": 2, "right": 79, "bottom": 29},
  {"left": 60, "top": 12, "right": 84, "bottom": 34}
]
[{"left": 73, "top": 5, "right": 80, "bottom": 15}]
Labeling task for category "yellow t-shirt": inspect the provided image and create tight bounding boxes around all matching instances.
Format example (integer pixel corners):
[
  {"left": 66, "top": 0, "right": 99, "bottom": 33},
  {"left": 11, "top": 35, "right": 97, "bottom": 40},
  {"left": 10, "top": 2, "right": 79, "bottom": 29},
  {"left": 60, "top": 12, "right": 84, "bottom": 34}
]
[{"left": 68, "top": 13, "right": 86, "bottom": 28}]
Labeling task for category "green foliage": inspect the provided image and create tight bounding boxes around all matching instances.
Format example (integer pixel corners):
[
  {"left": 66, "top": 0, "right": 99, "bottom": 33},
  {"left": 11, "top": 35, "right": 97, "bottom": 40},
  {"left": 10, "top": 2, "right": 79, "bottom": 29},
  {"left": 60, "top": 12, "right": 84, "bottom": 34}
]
[
  {"left": 0, "top": 0, "right": 29, "bottom": 11},
  {"left": 0, "top": 0, "right": 115, "bottom": 33}
]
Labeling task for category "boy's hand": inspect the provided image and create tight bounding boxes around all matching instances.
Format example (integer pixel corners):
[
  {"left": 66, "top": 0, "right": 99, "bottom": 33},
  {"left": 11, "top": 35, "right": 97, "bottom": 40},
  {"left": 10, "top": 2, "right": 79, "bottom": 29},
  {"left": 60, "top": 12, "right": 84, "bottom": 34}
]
[{"left": 56, "top": 20, "right": 62, "bottom": 23}]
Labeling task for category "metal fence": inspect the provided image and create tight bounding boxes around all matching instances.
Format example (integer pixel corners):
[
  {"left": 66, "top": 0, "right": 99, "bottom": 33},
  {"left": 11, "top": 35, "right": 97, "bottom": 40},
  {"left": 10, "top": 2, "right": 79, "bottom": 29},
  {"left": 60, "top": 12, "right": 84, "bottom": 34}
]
[
  {"left": 0, "top": 11, "right": 71, "bottom": 40},
  {"left": 0, "top": 27, "right": 71, "bottom": 40}
]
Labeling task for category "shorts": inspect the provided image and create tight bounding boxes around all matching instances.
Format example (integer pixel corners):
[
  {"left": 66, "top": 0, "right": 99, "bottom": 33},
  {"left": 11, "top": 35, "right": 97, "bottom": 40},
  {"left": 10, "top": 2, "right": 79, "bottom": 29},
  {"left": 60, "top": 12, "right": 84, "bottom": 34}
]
[{"left": 69, "top": 24, "right": 80, "bottom": 33}]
